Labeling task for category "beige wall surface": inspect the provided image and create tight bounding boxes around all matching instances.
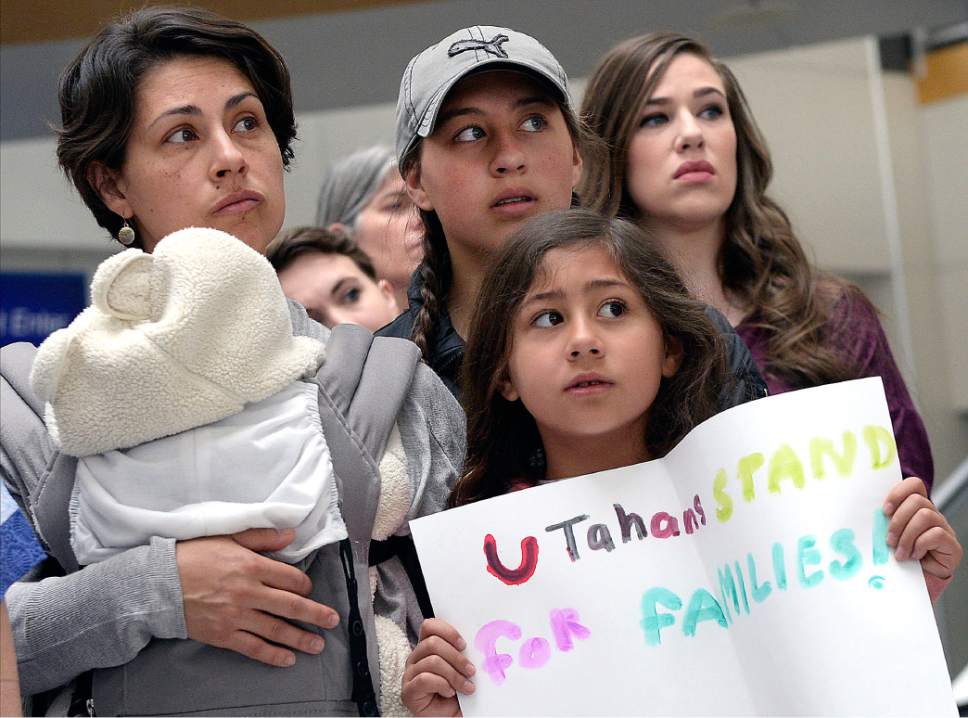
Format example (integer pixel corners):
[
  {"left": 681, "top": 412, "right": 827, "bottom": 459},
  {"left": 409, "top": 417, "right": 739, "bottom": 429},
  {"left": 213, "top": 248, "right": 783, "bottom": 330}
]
[
  {"left": 882, "top": 72, "right": 968, "bottom": 486},
  {"left": 921, "top": 96, "right": 968, "bottom": 416},
  {"left": 729, "top": 39, "right": 893, "bottom": 275}
]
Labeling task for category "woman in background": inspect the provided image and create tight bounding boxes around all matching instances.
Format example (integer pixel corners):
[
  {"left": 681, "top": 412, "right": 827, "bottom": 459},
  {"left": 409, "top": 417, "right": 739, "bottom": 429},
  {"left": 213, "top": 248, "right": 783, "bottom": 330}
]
[
  {"left": 580, "top": 33, "right": 953, "bottom": 601},
  {"left": 316, "top": 145, "right": 424, "bottom": 309},
  {"left": 580, "top": 32, "right": 934, "bottom": 489}
]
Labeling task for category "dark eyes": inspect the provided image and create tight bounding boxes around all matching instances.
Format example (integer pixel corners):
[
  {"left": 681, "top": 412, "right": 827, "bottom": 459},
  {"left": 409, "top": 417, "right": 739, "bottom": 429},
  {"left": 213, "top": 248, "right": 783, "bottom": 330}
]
[
  {"left": 531, "top": 300, "right": 627, "bottom": 327},
  {"left": 341, "top": 287, "right": 362, "bottom": 305},
  {"left": 452, "top": 114, "right": 548, "bottom": 143},
  {"left": 164, "top": 115, "right": 259, "bottom": 145},
  {"left": 166, "top": 127, "right": 199, "bottom": 144},
  {"left": 533, "top": 310, "right": 564, "bottom": 328},
  {"left": 598, "top": 301, "right": 626, "bottom": 318},
  {"left": 233, "top": 115, "right": 259, "bottom": 133}
]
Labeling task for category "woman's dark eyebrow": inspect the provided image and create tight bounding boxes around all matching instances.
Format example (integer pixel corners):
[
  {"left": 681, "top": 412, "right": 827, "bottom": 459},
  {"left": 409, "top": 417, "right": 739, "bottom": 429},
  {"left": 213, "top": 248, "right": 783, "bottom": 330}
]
[
  {"left": 148, "top": 104, "right": 201, "bottom": 130},
  {"left": 523, "top": 277, "right": 627, "bottom": 306},
  {"left": 645, "top": 86, "right": 725, "bottom": 106},
  {"left": 225, "top": 91, "right": 258, "bottom": 110},
  {"left": 147, "top": 92, "right": 258, "bottom": 130}
]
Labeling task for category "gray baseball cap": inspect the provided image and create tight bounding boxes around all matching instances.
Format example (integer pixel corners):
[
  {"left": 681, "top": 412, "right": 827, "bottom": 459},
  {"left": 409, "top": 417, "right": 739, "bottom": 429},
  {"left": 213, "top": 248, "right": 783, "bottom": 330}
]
[{"left": 395, "top": 25, "right": 571, "bottom": 167}]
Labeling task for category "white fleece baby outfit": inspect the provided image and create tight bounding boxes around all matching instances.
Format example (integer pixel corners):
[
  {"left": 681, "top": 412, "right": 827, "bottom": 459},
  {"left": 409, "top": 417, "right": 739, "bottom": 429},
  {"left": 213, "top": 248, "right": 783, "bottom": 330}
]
[{"left": 31, "top": 228, "right": 344, "bottom": 563}]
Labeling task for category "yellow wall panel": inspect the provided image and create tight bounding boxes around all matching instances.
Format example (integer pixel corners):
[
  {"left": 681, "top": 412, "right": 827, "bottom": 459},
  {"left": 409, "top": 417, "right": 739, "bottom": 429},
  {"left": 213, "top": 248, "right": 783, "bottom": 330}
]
[{"left": 917, "top": 42, "right": 968, "bottom": 105}]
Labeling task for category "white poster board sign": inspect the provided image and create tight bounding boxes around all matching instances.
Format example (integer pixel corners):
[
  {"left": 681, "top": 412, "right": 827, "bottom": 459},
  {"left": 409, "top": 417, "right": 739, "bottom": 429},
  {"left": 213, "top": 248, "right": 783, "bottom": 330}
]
[{"left": 410, "top": 379, "right": 955, "bottom": 716}]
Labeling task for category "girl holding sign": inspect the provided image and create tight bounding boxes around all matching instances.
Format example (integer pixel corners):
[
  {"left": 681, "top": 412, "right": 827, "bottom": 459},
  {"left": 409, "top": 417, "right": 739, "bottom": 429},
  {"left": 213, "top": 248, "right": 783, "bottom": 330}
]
[
  {"left": 401, "top": 209, "right": 729, "bottom": 714},
  {"left": 453, "top": 210, "right": 728, "bottom": 503},
  {"left": 400, "top": 210, "right": 963, "bottom": 716},
  {"left": 578, "top": 33, "right": 934, "bottom": 492}
]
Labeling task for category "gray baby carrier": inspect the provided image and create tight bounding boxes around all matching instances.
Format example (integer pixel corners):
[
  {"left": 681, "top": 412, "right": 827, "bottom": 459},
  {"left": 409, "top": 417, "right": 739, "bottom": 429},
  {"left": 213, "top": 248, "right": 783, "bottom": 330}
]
[{"left": 1, "top": 324, "right": 428, "bottom": 716}]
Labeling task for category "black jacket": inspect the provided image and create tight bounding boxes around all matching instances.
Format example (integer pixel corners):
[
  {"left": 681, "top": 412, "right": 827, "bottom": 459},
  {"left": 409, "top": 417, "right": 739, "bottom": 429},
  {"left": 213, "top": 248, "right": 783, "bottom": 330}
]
[
  {"left": 377, "top": 277, "right": 464, "bottom": 397},
  {"left": 378, "top": 274, "right": 768, "bottom": 409}
]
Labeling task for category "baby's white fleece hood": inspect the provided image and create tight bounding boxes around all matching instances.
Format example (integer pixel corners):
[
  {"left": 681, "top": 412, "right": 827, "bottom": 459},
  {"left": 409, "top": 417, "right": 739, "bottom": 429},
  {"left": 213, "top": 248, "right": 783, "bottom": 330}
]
[{"left": 31, "top": 227, "right": 325, "bottom": 457}]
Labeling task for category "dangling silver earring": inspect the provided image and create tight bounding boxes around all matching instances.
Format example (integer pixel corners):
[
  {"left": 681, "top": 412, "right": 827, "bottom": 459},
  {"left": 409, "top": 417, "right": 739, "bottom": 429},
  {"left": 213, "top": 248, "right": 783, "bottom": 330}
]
[{"left": 117, "top": 219, "right": 136, "bottom": 246}]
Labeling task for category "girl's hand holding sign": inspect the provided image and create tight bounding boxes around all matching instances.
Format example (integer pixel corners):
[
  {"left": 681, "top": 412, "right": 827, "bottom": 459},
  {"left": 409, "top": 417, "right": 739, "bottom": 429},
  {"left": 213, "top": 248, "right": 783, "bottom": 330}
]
[
  {"left": 401, "top": 618, "right": 474, "bottom": 717},
  {"left": 884, "top": 477, "right": 962, "bottom": 601}
]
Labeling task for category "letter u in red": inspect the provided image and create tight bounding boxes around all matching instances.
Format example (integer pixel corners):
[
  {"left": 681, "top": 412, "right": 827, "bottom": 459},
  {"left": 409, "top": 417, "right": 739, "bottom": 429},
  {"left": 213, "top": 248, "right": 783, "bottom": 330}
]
[{"left": 484, "top": 533, "right": 540, "bottom": 585}]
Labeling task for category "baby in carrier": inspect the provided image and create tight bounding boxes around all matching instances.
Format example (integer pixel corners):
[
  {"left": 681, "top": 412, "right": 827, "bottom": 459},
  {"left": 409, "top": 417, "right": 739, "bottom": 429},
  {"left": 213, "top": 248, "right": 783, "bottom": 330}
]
[{"left": 32, "top": 227, "right": 343, "bottom": 564}]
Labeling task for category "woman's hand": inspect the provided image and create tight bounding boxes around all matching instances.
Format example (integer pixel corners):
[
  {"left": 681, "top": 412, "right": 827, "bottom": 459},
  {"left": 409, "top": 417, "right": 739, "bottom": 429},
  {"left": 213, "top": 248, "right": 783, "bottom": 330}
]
[
  {"left": 176, "top": 528, "right": 340, "bottom": 667},
  {"left": 401, "top": 618, "right": 476, "bottom": 717},
  {"left": 884, "top": 477, "right": 962, "bottom": 601}
]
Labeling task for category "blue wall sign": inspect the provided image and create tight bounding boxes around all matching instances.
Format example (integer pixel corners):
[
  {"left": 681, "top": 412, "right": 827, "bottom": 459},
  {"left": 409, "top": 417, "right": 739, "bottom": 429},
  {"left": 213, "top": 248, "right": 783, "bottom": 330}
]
[{"left": 0, "top": 272, "right": 87, "bottom": 347}]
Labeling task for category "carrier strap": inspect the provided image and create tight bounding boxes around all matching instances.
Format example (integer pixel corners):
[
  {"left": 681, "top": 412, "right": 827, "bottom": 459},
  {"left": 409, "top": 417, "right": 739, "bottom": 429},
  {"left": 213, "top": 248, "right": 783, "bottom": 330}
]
[{"left": 314, "top": 324, "right": 421, "bottom": 716}]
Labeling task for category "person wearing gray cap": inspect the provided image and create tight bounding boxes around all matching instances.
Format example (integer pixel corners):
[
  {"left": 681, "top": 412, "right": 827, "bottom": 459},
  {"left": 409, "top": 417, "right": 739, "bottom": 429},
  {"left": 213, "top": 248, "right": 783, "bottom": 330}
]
[{"left": 377, "top": 25, "right": 592, "bottom": 397}]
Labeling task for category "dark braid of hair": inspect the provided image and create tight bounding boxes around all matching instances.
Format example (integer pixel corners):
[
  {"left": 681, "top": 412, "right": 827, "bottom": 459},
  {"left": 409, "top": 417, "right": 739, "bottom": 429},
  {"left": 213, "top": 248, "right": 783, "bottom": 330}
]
[{"left": 410, "top": 209, "right": 453, "bottom": 360}]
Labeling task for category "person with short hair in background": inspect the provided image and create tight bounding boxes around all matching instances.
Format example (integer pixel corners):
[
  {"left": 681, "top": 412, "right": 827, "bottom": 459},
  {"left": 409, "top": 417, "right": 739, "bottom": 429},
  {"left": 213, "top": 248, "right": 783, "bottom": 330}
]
[{"left": 269, "top": 226, "right": 400, "bottom": 331}]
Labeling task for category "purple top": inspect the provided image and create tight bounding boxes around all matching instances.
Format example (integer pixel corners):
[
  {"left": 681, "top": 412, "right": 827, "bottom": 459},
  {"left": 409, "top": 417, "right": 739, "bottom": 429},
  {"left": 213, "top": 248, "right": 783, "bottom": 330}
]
[{"left": 736, "top": 290, "right": 934, "bottom": 493}]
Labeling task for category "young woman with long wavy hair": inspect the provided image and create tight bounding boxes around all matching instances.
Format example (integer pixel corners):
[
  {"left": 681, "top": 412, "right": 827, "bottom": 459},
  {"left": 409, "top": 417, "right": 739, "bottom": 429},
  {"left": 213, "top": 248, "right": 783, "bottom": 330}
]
[{"left": 580, "top": 32, "right": 935, "bottom": 493}]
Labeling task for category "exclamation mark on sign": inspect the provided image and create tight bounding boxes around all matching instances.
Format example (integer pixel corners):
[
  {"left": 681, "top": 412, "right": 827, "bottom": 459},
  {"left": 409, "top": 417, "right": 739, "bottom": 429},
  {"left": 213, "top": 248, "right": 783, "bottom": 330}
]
[{"left": 869, "top": 507, "right": 889, "bottom": 590}]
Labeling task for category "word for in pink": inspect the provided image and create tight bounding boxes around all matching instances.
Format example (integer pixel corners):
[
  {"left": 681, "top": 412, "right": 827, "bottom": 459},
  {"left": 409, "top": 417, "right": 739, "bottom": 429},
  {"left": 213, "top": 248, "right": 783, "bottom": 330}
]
[{"left": 475, "top": 608, "right": 591, "bottom": 685}]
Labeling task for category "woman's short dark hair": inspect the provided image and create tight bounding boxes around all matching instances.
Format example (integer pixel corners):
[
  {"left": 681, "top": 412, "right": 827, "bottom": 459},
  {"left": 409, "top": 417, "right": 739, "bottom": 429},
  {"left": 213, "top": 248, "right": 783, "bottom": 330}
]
[
  {"left": 56, "top": 6, "right": 297, "bottom": 239},
  {"left": 268, "top": 226, "right": 378, "bottom": 281}
]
